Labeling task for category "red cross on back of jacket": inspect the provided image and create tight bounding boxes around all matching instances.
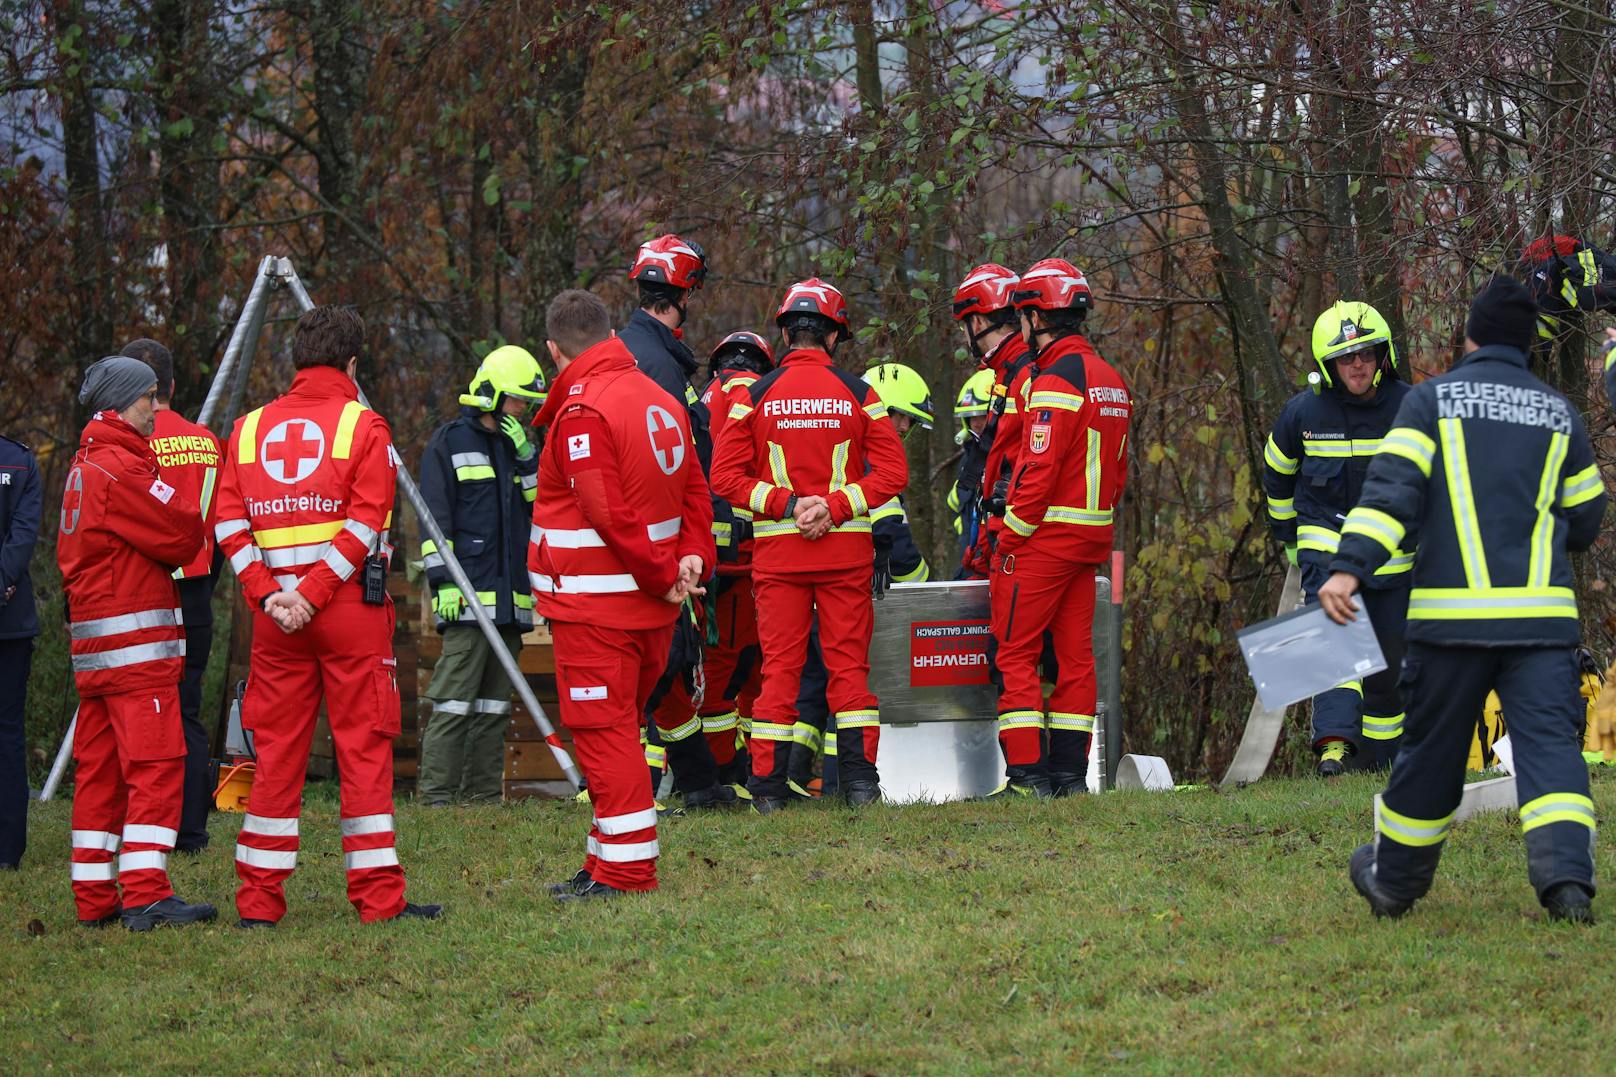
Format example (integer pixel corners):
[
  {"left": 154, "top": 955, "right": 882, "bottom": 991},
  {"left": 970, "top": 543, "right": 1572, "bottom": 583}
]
[
  {"left": 212, "top": 365, "right": 397, "bottom": 610},
  {"left": 710, "top": 348, "right": 910, "bottom": 575},
  {"left": 999, "top": 334, "right": 1131, "bottom": 565}
]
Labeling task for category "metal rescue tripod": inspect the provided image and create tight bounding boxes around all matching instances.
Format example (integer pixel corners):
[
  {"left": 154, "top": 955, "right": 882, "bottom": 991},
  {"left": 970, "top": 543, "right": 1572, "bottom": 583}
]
[{"left": 39, "top": 255, "right": 581, "bottom": 801}]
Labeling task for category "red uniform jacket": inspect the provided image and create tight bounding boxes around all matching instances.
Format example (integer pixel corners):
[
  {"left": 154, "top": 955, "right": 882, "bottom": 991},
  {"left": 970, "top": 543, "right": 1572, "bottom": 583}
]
[
  {"left": 57, "top": 412, "right": 205, "bottom": 697},
  {"left": 702, "top": 367, "right": 762, "bottom": 576},
  {"left": 999, "top": 334, "right": 1131, "bottom": 564},
  {"left": 528, "top": 336, "right": 715, "bottom": 629},
  {"left": 213, "top": 365, "right": 397, "bottom": 610},
  {"left": 150, "top": 407, "right": 223, "bottom": 580},
  {"left": 710, "top": 348, "right": 909, "bottom": 575},
  {"left": 967, "top": 333, "right": 1036, "bottom": 571}
]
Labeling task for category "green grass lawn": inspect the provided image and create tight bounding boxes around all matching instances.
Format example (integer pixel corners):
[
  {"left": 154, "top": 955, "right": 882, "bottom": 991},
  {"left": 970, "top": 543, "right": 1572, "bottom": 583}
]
[{"left": 2, "top": 771, "right": 1613, "bottom": 1074}]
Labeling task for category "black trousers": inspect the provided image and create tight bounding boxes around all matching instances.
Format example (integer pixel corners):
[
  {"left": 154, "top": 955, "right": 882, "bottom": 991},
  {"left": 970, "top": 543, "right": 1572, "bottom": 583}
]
[
  {"left": 1375, "top": 642, "right": 1595, "bottom": 905},
  {"left": 0, "top": 637, "right": 31, "bottom": 865},
  {"left": 177, "top": 577, "right": 216, "bottom": 851}
]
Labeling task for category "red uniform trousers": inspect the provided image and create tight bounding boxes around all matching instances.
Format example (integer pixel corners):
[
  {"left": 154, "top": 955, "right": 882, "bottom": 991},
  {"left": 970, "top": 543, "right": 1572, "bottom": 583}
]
[
  {"left": 553, "top": 620, "right": 671, "bottom": 891},
  {"left": 991, "top": 552, "right": 1098, "bottom": 770},
  {"left": 696, "top": 580, "right": 762, "bottom": 766},
  {"left": 750, "top": 571, "right": 879, "bottom": 796},
  {"left": 234, "top": 592, "right": 407, "bottom": 923},
  {"left": 70, "top": 686, "right": 184, "bottom": 920}
]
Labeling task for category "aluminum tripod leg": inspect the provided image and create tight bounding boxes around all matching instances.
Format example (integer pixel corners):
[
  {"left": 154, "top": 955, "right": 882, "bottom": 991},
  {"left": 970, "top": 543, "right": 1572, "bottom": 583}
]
[{"left": 274, "top": 259, "right": 582, "bottom": 790}]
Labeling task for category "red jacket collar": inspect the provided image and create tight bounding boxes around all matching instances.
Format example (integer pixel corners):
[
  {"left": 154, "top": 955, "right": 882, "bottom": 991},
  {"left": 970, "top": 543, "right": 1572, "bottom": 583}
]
[
  {"left": 777, "top": 348, "right": 835, "bottom": 368},
  {"left": 1035, "top": 332, "right": 1095, "bottom": 370},
  {"left": 984, "top": 332, "right": 1028, "bottom": 371},
  {"left": 82, "top": 411, "right": 157, "bottom": 461},
  {"left": 533, "top": 335, "right": 636, "bottom": 428},
  {"left": 286, "top": 364, "right": 360, "bottom": 402}
]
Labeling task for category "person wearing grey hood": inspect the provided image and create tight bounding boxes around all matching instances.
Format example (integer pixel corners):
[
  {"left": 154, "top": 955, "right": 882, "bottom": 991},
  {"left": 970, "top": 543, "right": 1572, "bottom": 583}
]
[{"left": 56, "top": 355, "right": 215, "bottom": 931}]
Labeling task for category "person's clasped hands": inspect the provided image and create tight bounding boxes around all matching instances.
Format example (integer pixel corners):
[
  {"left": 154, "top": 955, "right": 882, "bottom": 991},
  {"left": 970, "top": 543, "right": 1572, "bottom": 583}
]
[
  {"left": 793, "top": 494, "right": 831, "bottom": 541},
  {"left": 661, "top": 554, "right": 710, "bottom": 605},
  {"left": 264, "top": 590, "right": 316, "bottom": 634}
]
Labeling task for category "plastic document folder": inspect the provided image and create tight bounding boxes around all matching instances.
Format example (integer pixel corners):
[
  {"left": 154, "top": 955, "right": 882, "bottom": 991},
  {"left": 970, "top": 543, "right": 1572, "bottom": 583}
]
[{"left": 1237, "top": 603, "right": 1387, "bottom": 711}]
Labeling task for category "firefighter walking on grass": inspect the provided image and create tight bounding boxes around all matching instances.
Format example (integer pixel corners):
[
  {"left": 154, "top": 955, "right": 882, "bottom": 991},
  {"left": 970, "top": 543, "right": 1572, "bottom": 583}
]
[
  {"left": 1322, "top": 276, "right": 1607, "bottom": 924},
  {"left": 214, "top": 305, "right": 439, "bottom": 926},
  {"left": 990, "top": 259, "right": 1131, "bottom": 799},
  {"left": 416, "top": 346, "right": 547, "bottom": 805},
  {"left": 710, "top": 279, "right": 909, "bottom": 811},
  {"left": 57, "top": 355, "right": 214, "bottom": 930},
  {"left": 529, "top": 290, "right": 713, "bottom": 902},
  {"left": 1261, "top": 302, "right": 1413, "bottom": 775}
]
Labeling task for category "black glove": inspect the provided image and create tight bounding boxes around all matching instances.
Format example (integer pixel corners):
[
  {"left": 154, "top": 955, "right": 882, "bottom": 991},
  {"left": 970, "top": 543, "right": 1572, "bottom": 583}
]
[
  {"left": 984, "top": 478, "right": 1009, "bottom": 517},
  {"left": 872, "top": 536, "right": 893, "bottom": 600}
]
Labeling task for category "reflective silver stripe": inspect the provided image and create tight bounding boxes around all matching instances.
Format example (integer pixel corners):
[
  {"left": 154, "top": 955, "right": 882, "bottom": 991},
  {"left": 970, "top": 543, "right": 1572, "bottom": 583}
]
[
  {"left": 72, "top": 639, "right": 186, "bottom": 672},
  {"left": 273, "top": 573, "right": 301, "bottom": 591},
  {"left": 340, "top": 813, "right": 394, "bottom": 837},
  {"left": 118, "top": 850, "right": 168, "bottom": 874},
  {"left": 230, "top": 545, "right": 263, "bottom": 574},
  {"left": 539, "top": 527, "right": 608, "bottom": 549},
  {"left": 215, "top": 518, "right": 251, "bottom": 541},
  {"left": 434, "top": 700, "right": 472, "bottom": 716},
  {"left": 530, "top": 573, "right": 638, "bottom": 594},
  {"left": 263, "top": 542, "right": 330, "bottom": 570},
  {"left": 322, "top": 547, "right": 358, "bottom": 580},
  {"left": 242, "top": 814, "right": 299, "bottom": 838},
  {"left": 343, "top": 519, "right": 379, "bottom": 548},
  {"left": 70, "top": 607, "right": 181, "bottom": 640},
  {"left": 595, "top": 807, "right": 658, "bottom": 835},
  {"left": 646, "top": 516, "right": 681, "bottom": 541},
  {"left": 473, "top": 699, "right": 512, "bottom": 715},
  {"left": 235, "top": 845, "right": 297, "bottom": 870},
  {"left": 71, "top": 861, "right": 115, "bottom": 882},
  {"left": 345, "top": 847, "right": 400, "bottom": 871},
  {"left": 122, "top": 824, "right": 177, "bottom": 847},
  {"left": 450, "top": 452, "right": 492, "bottom": 469},
  {"left": 72, "top": 829, "right": 119, "bottom": 852},
  {"left": 520, "top": 472, "right": 537, "bottom": 490},
  {"left": 516, "top": 607, "right": 534, "bottom": 626},
  {"left": 422, "top": 552, "right": 445, "bottom": 569},
  {"left": 587, "top": 836, "right": 659, "bottom": 862}
]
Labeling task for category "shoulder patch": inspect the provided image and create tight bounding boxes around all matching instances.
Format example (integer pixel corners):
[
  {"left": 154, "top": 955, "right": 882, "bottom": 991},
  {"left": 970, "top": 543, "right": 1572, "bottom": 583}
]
[{"left": 148, "top": 477, "right": 177, "bottom": 504}]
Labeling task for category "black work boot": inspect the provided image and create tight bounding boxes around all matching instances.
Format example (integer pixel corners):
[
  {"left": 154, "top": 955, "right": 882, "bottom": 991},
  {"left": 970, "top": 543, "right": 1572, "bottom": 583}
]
[
  {"left": 985, "top": 765, "right": 1053, "bottom": 800},
  {"left": 1543, "top": 881, "right": 1596, "bottom": 924},
  {"left": 751, "top": 795, "right": 790, "bottom": 815},
  {"left": 386, "top": 901, "right": 444, "bottom": 922},
  {"left": 79, "top": 912, "right": 120, "bottom": 929},
  {"left": 684, "top": 783, "right": 740, "bottom": 811},
  {"left": 843, "top": 780, "right": 882, "bottom": 807},
  {"left": 1316, "top": 740, "right": 1352, "bottom": 777},
  {"left": 236, "top": 918, "right": 276, "bottom": 930},
  {"left": 547, "top": 869, "right": 591, "bottom": 897},
  {"left": 1349, "top": 844, "right": 1413, "bottom": 919},
  {"left": 1050, "top": 770, "right": 1088, "bottom": 797},
  {"left": 554, "top": 879, "right": 630, "bottom": 904},
  {"left": 121, "top": 896, "right": 219, "bottom": 932}
]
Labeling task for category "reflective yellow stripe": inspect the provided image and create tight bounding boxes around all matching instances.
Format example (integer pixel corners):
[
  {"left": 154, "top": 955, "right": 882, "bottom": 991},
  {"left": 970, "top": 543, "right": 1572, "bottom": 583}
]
[
  {"left": 1048, "top": 712, "right": 1093, "bottom": 731},
  {"left": 237, "top": 407, "right": 265, "bottom": 464},
  {"left": 753, "top": 519, "right": 872, "bottom": 538},
  {"left": 870, "top": 498, "right": 905, "bottom": 523},
  {"left": 198, "top": 466, "right": 217, "bottom": 520},
  {"left": 1379, "top": 427, "right": 1436, "bottom": 477},
  {"left": 750, "top": 721, "right": 796, "bottom": 742},
  {"left": 1264, "top": 435, "right": 1298, "bottom": 476},
  {"left": 1528, "top": 433, "right": 1568, "bottom": 588},
  {"left": 1266, "top": 496, "right": 1296, "bottom": 521},
  {"left": 748, "top": 482, "right": 773, "bottom": 516},
  {"left": 728, "top": 401, "right": 753, "bottom": 421},
  {"left": 893, "top": 559, "right": 930, "bottom": 583},
  {"left": 253, "top": 520, "right": 344, "bottom": 548},
  {"left": 836, "top": 709, "right": 879, "bottom": 728},
  {"left": 829, "top": 441, "right": 849, "bottom": 490},
  {"left": 1085, "top": 429, "right": 1101, "bottom": 512},
  {"left": 1560, "top": 462, "right": 1603, "bottom": 508},
  {"left": 712, "top": 522, "right": 733, "bottom": 541},
  {"left": 767, "top": 442, "right": 790, "bottom": 487},
  {"left": 1373, "top": 551, "right": 1415, "bottom": 575},
  {"left": 455, "top": 465, "right": 496, "bottom": 481},
  {"left": 1438, "top": 417, "right": 1490, "bottom": 588},
  {"left": 1376, "top": 801, "right": 1453, "bottom": 847},
  {"left": 1044, "top": 505, "right": 1112, "bottom": 526},
  {"left": 513, "top": 593, "right": 534, "bottom": 609},
  {"left": 1302, "top": 439, "right": 1351, "bottom": 457},
  {"left": 1407, "top": 586, "right": 1577, "bottom": 620},
  {"left": 332, "top": 400, "right": 367, "bottom": 460},
  {"left": 863, "top": 400, "right": 888, "bottom": 420},
  {"left": 1519, "top": 792, "right": 1596, "bottom": 833},
  {"left": 1338, "top": 680, "right": 1364, "bottom": 696},
  {"left": 997, "top": 710, "right": 1045, "bottom": 730},
  {"left": 1003, "top": 509, "right": 1036, "bottom": 537},
  {"left": 1028, "top": 390, "right": 1085, "bottom": 413},
  {"left": 1296, "top": 525, "right": 1339, "bottom": 554},
  {"left": 1361, "top": 712, "right": 1404, "bottom": 740},
  {"left": 1341, "top": 506, "right": 1406, "bottom": 556}
]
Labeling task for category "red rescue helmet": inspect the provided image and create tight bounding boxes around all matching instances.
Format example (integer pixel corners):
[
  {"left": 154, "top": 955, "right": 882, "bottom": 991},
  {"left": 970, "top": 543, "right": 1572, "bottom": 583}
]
[
  {"left": 952, "top": 263, "right": 1021, "bottom": 320},
  {"left": 775, "top": 278, "right": 851, "bottom": 331},
  {"left": 629, "top": 234, "right": 708, "bottom": 290},
  {"left": 709, "top": 330, "right": 775, "bottom": 373},
  {"left": 1011, "top": 258, "right": 1094, "bottom": 312}
]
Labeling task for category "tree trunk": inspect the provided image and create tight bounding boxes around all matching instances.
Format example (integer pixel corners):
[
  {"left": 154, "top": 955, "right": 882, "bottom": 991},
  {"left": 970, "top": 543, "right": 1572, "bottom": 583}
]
[
  {"left": 299, "top": 0, "right": 372, "bottom": 296},
  {"left": 55, "top": 0, "right": 110, "bottom": 363}
]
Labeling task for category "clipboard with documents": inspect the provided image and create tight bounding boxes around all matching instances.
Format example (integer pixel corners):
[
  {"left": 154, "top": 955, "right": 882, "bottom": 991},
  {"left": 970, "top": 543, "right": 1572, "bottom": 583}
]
[{"left": 1237, "top": 603, "right": 1388, "bottom": 712}]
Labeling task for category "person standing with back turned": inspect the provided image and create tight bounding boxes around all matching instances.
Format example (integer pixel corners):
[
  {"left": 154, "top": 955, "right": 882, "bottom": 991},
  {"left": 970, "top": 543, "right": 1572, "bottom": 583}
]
[{"left": 1320, "top": 276, "right": 1607, "bottom": 923}]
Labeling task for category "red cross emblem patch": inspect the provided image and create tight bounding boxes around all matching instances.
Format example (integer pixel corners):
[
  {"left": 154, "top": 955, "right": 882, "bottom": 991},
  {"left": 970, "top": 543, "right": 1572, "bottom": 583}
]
[
  {"left": 60, "top": 467, "right": 84, "bottom": 534},
  {"left": 260, "top": 419, "right": 326, "bottom": 485},
  {"left": 646, "top": 405, "right": 685, "bottom": 475}
]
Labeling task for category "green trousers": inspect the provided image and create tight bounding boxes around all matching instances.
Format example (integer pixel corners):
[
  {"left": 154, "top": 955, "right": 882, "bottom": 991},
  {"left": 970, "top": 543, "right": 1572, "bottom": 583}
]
[{"left": 419, "top": 625, "right": 523, "bottom": 803}]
